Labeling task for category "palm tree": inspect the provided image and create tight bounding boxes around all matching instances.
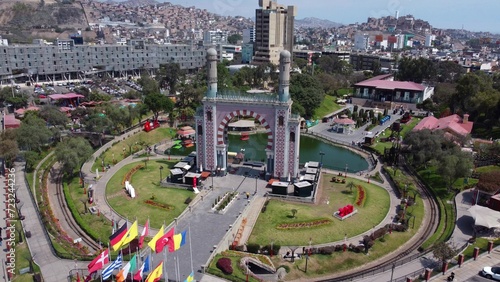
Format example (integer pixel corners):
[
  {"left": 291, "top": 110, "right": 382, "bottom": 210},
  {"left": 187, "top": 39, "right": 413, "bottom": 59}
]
[{"left": 347, "top": 181, "right": 356, "bottom": 194}]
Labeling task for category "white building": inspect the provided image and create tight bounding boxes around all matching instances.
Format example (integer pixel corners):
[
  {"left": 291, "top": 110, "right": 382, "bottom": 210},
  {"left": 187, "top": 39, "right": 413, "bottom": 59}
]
[
  {"left": 0, "top": 37, "right": 9, "bottom": 46},
  {"left": 353, "top": 33, "right": 369, "bottom": 51},
  {"left": 203, "top": 30, "right": 229, "bottom": 45},
  {"left": 425, "top": 34, "right": 436, "bottom": 47},
  {"left": 243, "top": 27, "right": 255, "bottom": 43}
]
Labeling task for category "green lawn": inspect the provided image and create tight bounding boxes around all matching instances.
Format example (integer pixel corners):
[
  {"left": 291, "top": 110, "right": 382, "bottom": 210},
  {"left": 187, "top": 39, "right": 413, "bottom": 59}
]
[
  {"left": 91, "top": 127, "right": 176, "bottom": 172},
  {"left": 106, "top": 160, "right": 193, "bottom": 228},
  {"left": 64, "top": 176, "right": 114, "bottom": 247},
  {"left": 475, "top": 165, "right": 500, "bottom": 174},
  {"left": 265, "top": 185, "right": 425, "bottom": 281},
  {"left": 248, "top": 176, "right": 390, "bottom": 246},
  {"left": 208, "top": 252, "right": 265, "bottom": 282},
  {"left": 313, "top": 95, "right": 343, "bottom": 120},
  {"left": 336, "top": 88, "right": 352, "bottom": 96},
  {"left": 371, "top": 118, "right": 421, "bottom": 155}
]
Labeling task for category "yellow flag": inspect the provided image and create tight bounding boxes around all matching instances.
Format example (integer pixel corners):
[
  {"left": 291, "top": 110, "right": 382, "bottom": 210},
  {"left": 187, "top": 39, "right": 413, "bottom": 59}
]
[
  {"left": 147, "top": 225, "right": 164, "bottom": 251},
  {"left": 145, "top": 261, "right": 163, "bottom": 282},
  {"left": 118, "top": 220, "right": 138, "bottom": 249}
]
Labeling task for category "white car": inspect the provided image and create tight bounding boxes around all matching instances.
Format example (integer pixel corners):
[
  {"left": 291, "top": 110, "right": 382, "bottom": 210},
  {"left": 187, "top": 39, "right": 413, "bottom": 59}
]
[{"left": 482, "top": 266, "right": 500, "bottom": 280}]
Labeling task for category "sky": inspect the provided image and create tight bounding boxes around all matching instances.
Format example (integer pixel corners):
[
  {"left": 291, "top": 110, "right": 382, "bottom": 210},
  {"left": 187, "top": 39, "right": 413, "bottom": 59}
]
[{"left": 134, "top": 0, "right": 500, "bottom": 34}]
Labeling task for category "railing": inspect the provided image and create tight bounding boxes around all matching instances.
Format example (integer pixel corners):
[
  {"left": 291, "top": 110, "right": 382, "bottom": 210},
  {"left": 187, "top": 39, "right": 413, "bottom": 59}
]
[{"left": 393, "top": 267, "right": 425, "bottom": 282}]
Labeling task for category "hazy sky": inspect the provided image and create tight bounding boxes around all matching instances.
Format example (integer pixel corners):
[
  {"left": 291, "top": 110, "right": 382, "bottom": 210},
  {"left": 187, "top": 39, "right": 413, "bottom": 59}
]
[{"left": 144, "top": 0, "right": 499, "bottom": 33}]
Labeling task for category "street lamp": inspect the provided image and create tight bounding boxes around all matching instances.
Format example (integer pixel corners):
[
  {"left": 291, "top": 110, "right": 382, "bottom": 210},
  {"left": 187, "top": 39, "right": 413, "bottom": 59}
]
[
  {"left": 254, "top": 175, "right": 258, "bottom": 195},
  {"left": 344, "top": 164, "right": 348, "bottom": 178},
  {"left": 159, "top": 166, "right": 164, "bottom": 184},
  {"left": 319, "top": 151, "right": 325, "bottom": 167}
]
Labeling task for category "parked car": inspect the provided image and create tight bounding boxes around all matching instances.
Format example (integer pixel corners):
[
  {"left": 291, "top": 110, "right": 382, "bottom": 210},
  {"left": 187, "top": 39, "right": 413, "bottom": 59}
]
[{"left": 482, "top": 266, "right": 500, "bottom": 280}]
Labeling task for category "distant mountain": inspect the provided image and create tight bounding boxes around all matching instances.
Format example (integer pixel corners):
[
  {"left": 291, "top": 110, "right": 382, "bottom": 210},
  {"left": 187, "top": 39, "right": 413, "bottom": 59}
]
[{"left": 295, "top": 17, "right": 342, "bottom": 28}]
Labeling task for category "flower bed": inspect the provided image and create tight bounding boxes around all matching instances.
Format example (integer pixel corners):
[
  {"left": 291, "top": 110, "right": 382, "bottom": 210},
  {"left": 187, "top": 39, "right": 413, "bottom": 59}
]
[
  {"left": 121, "top": 164, "right": 144, "bottom": 186},
  {"left": 276, "top": 218, "right": 332, "bottom": 230},
  {"left": 212, "top": 192, "right": 237, "bottom": 212},
  {"left": 144, "top": 199, "right": 173, "bottom": 211},
  {"left": 355, "top": 185, "right": 366, "bottom": 207}
]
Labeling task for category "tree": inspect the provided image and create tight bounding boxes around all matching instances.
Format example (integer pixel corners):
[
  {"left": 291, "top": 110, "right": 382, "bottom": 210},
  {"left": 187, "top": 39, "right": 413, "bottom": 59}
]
[
  {"left": 55, "top": 137, "right": 93, "bottom": 175},
  {"left": 437, "top": 150, "right": 474, "bottom": 191},
  {"left": 346, "top": 181, "right": 356, "bottom": 194},
  {"left": 144, "top": 93, "right": 174, "bottom": 120},
  {"left": 291, "top": 209, "right": 298, "bottom": 218},
  {"left": 227, "top": 34, "right": 242, "bottom": 44},
  {"left": 23, "top": 151, "right": 40, "bottom": 172},
  {"left": 432, "top": 241, "right": 458, "bottom": 263},
  {"left": 436, "top": 61, "right": 465, "bottom": 83},
  {"left": 157, "top": 63, "right": 184, "bottom": 94},
  {"left": 403, "top": 130, "right": 445, "bottom": 167},
  {"left": 39, "top": 105, "right": 69, "bottom": 127},
  {"left": 138, "top": 73, "right": 160, "bottom": 96},
  {"left": 0, "top": 139, "right": 19, "bottom": 167},
  {"left": 290, "top": 73, "right": 325, "bottom": 118},
  {"left": 83, "top": 112, "right": 113, "bottom": 146},
  {"left": 16, "top": 114, "right": 52, "bottom": 152},
  {"left": 452, "top": 72, "right": 499, "bottom": 117},
  {"left": 477, "top": 171, "right": 500, "bottom": 194},
  {"left": 396, "top": 57, "right": 436, "bottom": 83}
]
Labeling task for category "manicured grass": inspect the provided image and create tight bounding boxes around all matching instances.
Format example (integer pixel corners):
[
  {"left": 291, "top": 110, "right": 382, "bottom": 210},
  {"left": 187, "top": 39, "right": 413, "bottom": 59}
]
[
  {"left": 417, "top": 166, "right": 456, "bottom": 249},
  {"left": 267, "top": 194, "right": 425, "bottom": 280},
  {"left": 248, "top": 176, "right": 390, "bottom": 246},
  {"left": 106, "top": 160, "right": 193, "bottom": 228},
  {"left": 91, "top": 127, "right": 176, "bottom": 172},
  {"left": 371, "top": 118, "right": 421, "bottom": 155},
  {"left": 208, "top": 253, "right": 261, "bottom": 282},
  {"left": 313, "top": 95, "right": 343, "bottom": 120},
  {"left": 64, "top": 175, "right": 114, "bottom": 247},
  {"left": 13, "top": 219, "right": 41, "bottom": 282},
  {"left": 461, "top": 238, "right": 500, "bottom": 260},
  {"left": 475, "top": 165, "right": 500, "bottom": 174}
]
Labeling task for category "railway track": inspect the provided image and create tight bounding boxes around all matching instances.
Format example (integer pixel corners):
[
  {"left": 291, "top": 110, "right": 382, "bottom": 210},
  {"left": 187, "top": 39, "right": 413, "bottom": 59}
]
[
  {"left": 321, "top": 161, "right": 440, "bottom": 282},
  {"left": 54, "top": 169, "right": 101, "bottom": 252}
]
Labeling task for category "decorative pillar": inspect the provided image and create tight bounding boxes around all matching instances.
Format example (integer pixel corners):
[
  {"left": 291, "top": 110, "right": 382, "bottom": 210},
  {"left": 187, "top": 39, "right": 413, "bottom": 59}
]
[
  {"left": 473, "top": 247, "right": 480, "bottom": 260},
  {"left": 441, "top": 261, "right": 448, "bottom": 274},
  {"left": 457, "top": 254, "right": 464, "bottom": 267},
  {"left": 488, "top": 241, "right": 494, "bottom": 254},
  {"left": 424, "top": 268, "right": 432, "bottom": 281}
]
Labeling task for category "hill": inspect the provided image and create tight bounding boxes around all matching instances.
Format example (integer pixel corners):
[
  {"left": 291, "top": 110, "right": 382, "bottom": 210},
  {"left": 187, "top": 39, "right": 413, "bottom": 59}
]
[
  {"left": 0, "top": 0, "right": 90, "bottom": 43},
  {"left": 295, "top": 17, "right": 342, "bottom": 29}
]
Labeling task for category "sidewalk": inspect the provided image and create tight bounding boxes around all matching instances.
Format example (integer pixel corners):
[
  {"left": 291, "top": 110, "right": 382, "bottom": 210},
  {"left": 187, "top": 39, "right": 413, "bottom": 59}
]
[{"left": 5, "top": 161, "right": 75, "bottom": 282}]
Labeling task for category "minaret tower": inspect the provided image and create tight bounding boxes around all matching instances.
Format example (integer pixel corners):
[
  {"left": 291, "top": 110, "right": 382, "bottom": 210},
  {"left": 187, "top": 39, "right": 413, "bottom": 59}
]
[
  {"left": 278, "top": 50, "right": 291, "bottom": 102},
  {"left": 206, "top": 48, "right": 217, "bottom": 98}
]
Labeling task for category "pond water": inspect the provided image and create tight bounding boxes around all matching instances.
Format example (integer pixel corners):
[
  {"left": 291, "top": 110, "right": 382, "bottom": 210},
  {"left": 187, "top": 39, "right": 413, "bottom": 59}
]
[{"left": 168, "top": 133, "right": 369, "bottom": 173}]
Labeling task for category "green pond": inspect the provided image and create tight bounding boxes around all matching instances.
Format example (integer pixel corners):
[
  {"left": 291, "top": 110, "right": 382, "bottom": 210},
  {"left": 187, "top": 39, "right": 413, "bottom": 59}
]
[{"left": 168, "top": 133, "right": 369, "bottom": 172}]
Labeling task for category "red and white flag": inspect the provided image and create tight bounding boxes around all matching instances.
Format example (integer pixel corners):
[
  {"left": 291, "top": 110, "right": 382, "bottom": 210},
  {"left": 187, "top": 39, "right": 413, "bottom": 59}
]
[
  {"left": 87, "top": 249, "right": 109, "bottom": 273},
  {"left": 139, "top": 219, "right": 149, "bottom": 248}
]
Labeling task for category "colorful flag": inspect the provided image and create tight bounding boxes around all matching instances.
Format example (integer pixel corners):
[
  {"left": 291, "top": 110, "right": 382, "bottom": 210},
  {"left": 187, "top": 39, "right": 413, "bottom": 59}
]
[
  {"left": 133, "top": 255, "right": 150, "bottom": 281},
  {"left": 76, "top": 272, "right": 81, "bottom": 282},
  {"left": 184, "top": 271, "right": 194, "bottom": 282},
  {"left": 170, "top": 230, "right": 187, "bottom": 252},
  {"left": 147, "top": 225, "right": 164, "bottom": 252},
  {"left": 118, "top": 220, "right": 138, "bottom": 249},
  {"left": 155, "top": 227, "right": 174, "bottom": 253},
  {"left": 116, "top": 254, "right": 137, "bottom": 282},
  {"left": 88, "top": 249, "right": 109, "bottom": 273},
  {"left": 110, "top": 223, "right": 128, "bottom": 251},
  {"left": 102, "top": 252, "right": 123, "bottom": 280},
  {"left": 145, "top": 261, "right": 163, "bottom": 282},
  {"left": 139, "top": 219, "right": 149, "bottom": 248}
]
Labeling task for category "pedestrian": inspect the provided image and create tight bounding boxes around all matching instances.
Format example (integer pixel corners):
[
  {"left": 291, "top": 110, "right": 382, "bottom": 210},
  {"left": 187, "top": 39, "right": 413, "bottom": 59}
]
[
  {"left": 0, "top": 237, "right": 3, "bottom": 247},
  {"left": 246, "top": 192, "right": 250, "bottom": 199}
]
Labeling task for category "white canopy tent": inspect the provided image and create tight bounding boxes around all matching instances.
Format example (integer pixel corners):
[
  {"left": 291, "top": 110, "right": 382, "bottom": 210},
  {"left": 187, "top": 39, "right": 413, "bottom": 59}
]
[{"left": 468, "top": 205, "right": 500, "bottom": 229}]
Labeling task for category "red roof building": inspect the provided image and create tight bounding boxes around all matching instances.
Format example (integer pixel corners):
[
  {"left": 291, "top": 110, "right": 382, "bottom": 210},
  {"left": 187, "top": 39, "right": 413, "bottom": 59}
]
[
  {"left": 4, "top": 114, "right": 21, "bottom": 129},
  {"left": 353, "top": 75, "right": 434, "bottom": 110},
  {"left": 413, "top": 114, "right": 473, "bottom": 138}
]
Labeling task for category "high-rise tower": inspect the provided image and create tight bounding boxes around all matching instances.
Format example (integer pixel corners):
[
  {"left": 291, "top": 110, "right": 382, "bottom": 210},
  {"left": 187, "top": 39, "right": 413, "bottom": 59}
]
[{"left": 253, "top": 0, "right": 296, "bottom": 65}]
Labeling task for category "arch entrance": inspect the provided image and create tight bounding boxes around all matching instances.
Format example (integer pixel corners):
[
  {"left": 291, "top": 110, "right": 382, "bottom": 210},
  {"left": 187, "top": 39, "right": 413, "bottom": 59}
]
[{"left": 195, "top": 49, "right": 301, "bottom": 181}]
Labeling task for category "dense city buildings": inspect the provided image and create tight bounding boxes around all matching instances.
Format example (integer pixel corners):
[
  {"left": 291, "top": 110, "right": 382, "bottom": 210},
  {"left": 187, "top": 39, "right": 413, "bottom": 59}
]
[
  {"left": 253, "top": 0, "right": 296, "bottom": 65},
  {"left": 0, "top": 39, "right": 204, "bottom": 84}
]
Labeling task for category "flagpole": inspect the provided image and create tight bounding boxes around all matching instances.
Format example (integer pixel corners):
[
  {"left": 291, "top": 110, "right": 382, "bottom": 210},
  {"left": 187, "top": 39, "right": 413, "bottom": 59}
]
[
  {"left": 176, "top": 254, "right": 181, "bottom": 282},
  {"left": 188, "top": 223, "right": 194, "bottom": 273},
  {"left": 163, "top": 247, "right": 168, "bottom": 282}
]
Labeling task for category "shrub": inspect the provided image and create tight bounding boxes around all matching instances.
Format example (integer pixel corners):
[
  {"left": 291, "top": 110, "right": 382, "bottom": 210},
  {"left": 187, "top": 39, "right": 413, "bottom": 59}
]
[
  {"left": 184, "top": 197, "right": 192, "bottom": 204},
  {"left": 371, "top": 227, "right": 387, "bottom": 240},
  {"left": 279, "top": 265, "right": 290, "bottom": 273},
  {"left": 261, "top": 206, "right": 267, "bottom": 213},
  {"left": 234, "top": 245, "right": 245, "bottom": 252},
  {"left": 216, "top": 257, "right": 233, "bottom": 275},
  {"left": 246, "top": 243, "right": 260, "bottom": 254},
  {"left": 318, "top": 246, "right": 335, "bottom": 255}
]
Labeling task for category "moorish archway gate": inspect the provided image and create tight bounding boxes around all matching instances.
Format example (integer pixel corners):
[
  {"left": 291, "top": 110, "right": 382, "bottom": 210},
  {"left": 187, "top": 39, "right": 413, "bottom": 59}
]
[{"left": 195, "top": 48, "right": 301, "bottom": 181}]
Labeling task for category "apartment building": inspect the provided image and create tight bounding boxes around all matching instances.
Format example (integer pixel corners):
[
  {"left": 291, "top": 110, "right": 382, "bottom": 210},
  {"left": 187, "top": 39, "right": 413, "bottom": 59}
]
[
  {"left": 0, "top": 39, "right": 205, "bottom": 83},
  {"left": 203, "top": 30, "right": 229, "bottom": 45},
  {"left": 253, "top": 0, "right": 296, "bottom": 65}
]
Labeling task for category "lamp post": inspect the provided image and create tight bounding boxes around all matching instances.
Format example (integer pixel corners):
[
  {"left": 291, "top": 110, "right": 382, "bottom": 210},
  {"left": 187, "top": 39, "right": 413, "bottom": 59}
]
[
  {"left": 390, "top": 263, "right": 396, "bottom": 281},
  {"left": 159, "top": 166, "right": 164, "bottom": 184},
  {"left": 270, "top": 240, "right": 274, "bottom": 257},
  {"left": 344, "top": 164, "right": 348, "bottom": 178},
  {"left": 319, "top": 151, "right": 325, "bottom": 167},
  {"left": 254, "top": 175, "right": 258, "bottom": 195}
]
